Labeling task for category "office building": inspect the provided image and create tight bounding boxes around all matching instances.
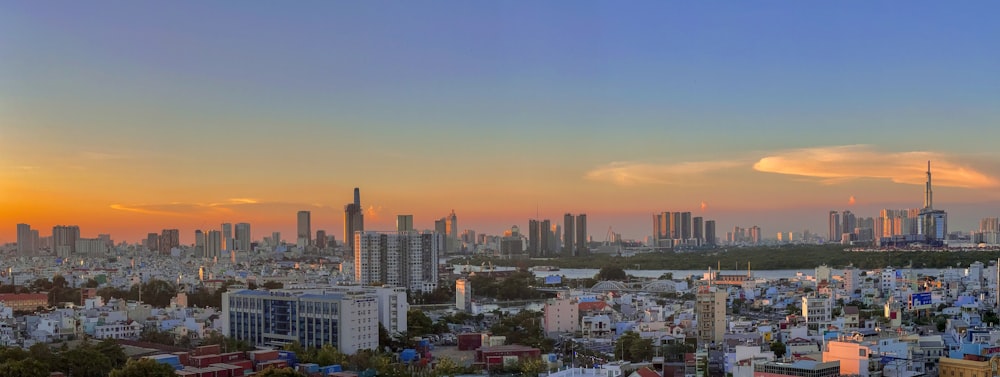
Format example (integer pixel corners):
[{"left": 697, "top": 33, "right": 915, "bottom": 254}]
[
  {"left": 222, "top": 223, "right": 233, "bottom": 251},
  {"left": 456, "top": 278, "right": 472, "bottom": 312},
  {"left": 753, "top": 360, "right": 840, "bottom": 377},
  {"left": 75, "top": 238, "right": 108, "bottom": 256},
  {"left": 445, "top": 210, "right": 458, "bottom": 252},
  {"left": 396, "top": 215, "right": 414, "bottom": 232},
  {"left": 315, "top": 230, "right": 328, "bottom": 249},
  {"left": 344, "top": 188, "right": 364, "bottom": 254},
  {"left": 680, "top": 212, "right": 692, "bottom": 240},
  {"left": 16, "top": 224, "right": 34, "bottom": 255},
  {"left": 705, "top": 220, "right": 716, "bottom": 246},
  {"left": 917, "top": 161, "right": 948, "bottom": 244},
  {"left": 297, "top": 211, "right": 311, "bottom": 248},
  {"left": 53, "top": 225, "right": 81, "bottom": 257},
  {"left": 222, "top": 288, "right": 378, "bottom": 353},
  {"left": 195, "top": 230, "right": 205, "bottom": 257},
  {"left": 206, "top": 230, "right": 222, "bottom": 259},
  {"left": 528, "top": 219, "right": 554, "bottom": 257},
  {"left": 374, "top": 286, "right": 408, "bottom": 335},
  {"left": 158, "top": 228, "right": 179, "bottom": 254},
  {"left": 693, "top": 216, "right": 704, "bottom": 244},
  {"left": 235, "top": 223, "right": 251, "bottom": 251},
  {"left": 575, "top": 213, "right": 588, "bottom": 255},
  {"left": 146, "top": 233, "right": 159, "bottom": 251},
  {"left": 695, "top": 285, "right": 726, "bottom": 346},
  {"left": 354, "top": 231, "right": 440, "bottom": 293},
  {"left": 500, "top": 226, "right": 523, "bottom": 256},
  {"left": 563, "top": 214, "right": 575, "bottom": 256},
  {"left": 828, "top": 211, "right": 841, "bottom": 243}
]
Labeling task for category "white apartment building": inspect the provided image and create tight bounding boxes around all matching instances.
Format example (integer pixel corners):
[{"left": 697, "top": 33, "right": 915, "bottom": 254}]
[
  {"left": 543, "top": 294, "right": 579, "bottom": 335},
  {"left": 94, "top": 321, "right": 143, "bottom": 340},
  {"left": 355, "top": 231, "right": 440, "bottom": 293},
  {"left": 802, "top": 295, "right": 833, "bottom": 323}
]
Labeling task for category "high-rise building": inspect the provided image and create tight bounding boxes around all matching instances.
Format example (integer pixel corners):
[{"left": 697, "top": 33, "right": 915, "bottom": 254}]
[
  {"left": 221, "top": 223, "right": 233, "bottom": 251},
  {"left": 206, "top": 230, "right": 222, "bottom": 259},
  {"left": 456, "top": 278, "right": 472, "bottom": 313},
  {"left": 235, "top": 223, "right": 251, "bottom": 251},
  {"left": 528, "top": 219, "right": 554, "bottom": 257},
  {"left": 841, "top": 210, "right": 856, "bottom": 239},
  {"left": 53, "top": 225, "right": 81, "bottom": 257},
  {"left": 705, "top": 220, "right": 717, "bottom": 246},
  {"left": 316, "top": 230, "right": 328, "bottom": 249},
  {"left": 16, "top": 224, "right": 34, "bottom": 255},
  {"left": 680, "top": 212, "right": 692, "bottom": 240},
  {"left": 146, "top": 233, "right": 159, "bottom": 251},
  {"left": 576, "top": 214, "right": 588, "bottom": 255},
  {"left": 354, "top": 231, "right": 440, "bottom": 293},
  {"left": 344, "top": 188, "right": 365, "bottom": 255},
  {"left": 670, "top": 212, "right": 682, "bottom": 239},
  {"left": 748, "top": 225, "right": 761, "bottom": 244},
  {"left": 918, "top": 161, "right": 948, "bottom": 244},
  {"left": 222, "top": 288, "right": 379, "bottom": 353},
  {"left": 396, "top": 215, "right": 414, "bottom": 232},
  {"left": 528, "top": 219, "right": 540, "bottom": 256},
  {"left": 693, "top": 217, "right": 704, "bottom": 244},
  {"left": 695, "top": 285, "right": 726, "bottom": 346},
  {"left": 980, "top": 217, "right": 999, "bottom": 233},
  {"left": 195, "top": 230, "right": 205, "bottom": 257},
  {"left": 271, "top": 232, "right": 281, "bottom": 247},
  {"left": 563, "top": 213, "right": 575, "bottom": 256},
  {"left": 297, "top": 211, "right": 311, "bottom": 248},
  {"left": 158, "top": 229, "right": 179, "bottom": 254},
  {"left": 828, "top": 211, "right": 841, "bottom": 242},
  {"left": 445, "top": 210, "right": 458, "bottom": 239}
]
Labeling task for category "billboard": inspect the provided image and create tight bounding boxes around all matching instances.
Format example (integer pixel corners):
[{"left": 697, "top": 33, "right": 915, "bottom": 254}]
[
  {"left": 910, "top": 292, "right": 932, "bottom": 310},
  {"left": 544, "top": 275, "right": 562, "bottom": 285}
]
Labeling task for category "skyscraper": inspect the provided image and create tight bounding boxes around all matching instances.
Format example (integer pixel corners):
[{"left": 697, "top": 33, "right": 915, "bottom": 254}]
[
  {"left": 316, "top": 230, "right": 328, "bottom": 249},
  {"left": 396, "top": 215, "right": 414, "bottom": 232},
  {"left": 221, "top": 223, "right": 233, "bottom": 251},
  {"left": 528, "top": 219, "right": 540, "bottom": 256},
  {"left": 705, "top": 220, "right": 717, "bottom": 246},
  {"left": 159, "top": 228, "right": 179, "bottom": 254},
  {"left": 354, "top": 231, "right": 440, "bottom": 293},
  {"left": 53, "top": 225, "right": 81, "bottom": 257},
  {"left": 828, "top": 211, "right": 841, "bottom": 242},
  {"left": 563, "top": 213, "right": 575, "bottom": 256},
  {"left": 195, "top": 230, "right": 205, "bottom": 258},
  {"left": 918, "top": 161, "right": 948, "bottom": 244},
  {"left": 344, "top": 188, "right": 364, "bottom": 255},
  {"left": 445, "top": 210, "right": 458, "bottom": 253},
  {"left": 693, "top": 217, "right": 704, "bottom": 244},
  {"left": 235, "top": 223, "right": 251, "bottom": 251},
  {"left": 206, "top": 230, "right": 222, "bottom": 259},
  {"left": 16, "top": 224, "right": 33, "bottom": 255},
  {"left": 146, "top": 233, "right": 159, "bottom": 251},
  {"left": 297, "top": 211, "right": 311, "bottom": 248},
  {"left": 575, "top": 214, "right": 588, "bottom": 255},
  {"left": 680, "top": 212, "right": 692, "bottom": 240}
]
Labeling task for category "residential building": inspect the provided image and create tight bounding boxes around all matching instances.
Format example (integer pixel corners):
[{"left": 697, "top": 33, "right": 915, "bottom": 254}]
[
  {"left": 543, "top": 294, "right": 579, "bottom": 335},
  {"left": 696, "top": 285, "right": 726, "bottom": 346},
  {"left": 222, "top": 288, "right": 378, "bottom": 354},
  {"left": 801, "top": 295, "right": 832, "bottom": 323},
  {"left": 235, "top": 223, "right": 251, "bottom": 252},
  {"left": 753, "top": 360, "right": 840, "bottom": 377},
  {"left": 297, "top": 210, "right": 311, "bottom": 248},
  {"left": 354, "top": 231, "right": 439, "bottom": 293},
  {"left": 456, "top": 278, "right": 472, "bottom": 312},
  {"left": 16, "top": 224, "right": 34, "bottom": 255}
]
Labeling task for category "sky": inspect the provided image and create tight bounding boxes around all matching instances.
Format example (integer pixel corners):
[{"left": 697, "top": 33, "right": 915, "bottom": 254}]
[{"left": 2, "top": 2, "right": 1000, "bottom": 244}]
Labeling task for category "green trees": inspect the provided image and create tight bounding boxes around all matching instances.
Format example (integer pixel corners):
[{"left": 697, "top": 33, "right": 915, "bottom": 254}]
[
  {"left": 0, "top": 358, "right": 48, "bottom": 377},
  {"left": 108, "top": 359, "right": 177, "bottom": 377},
  {"left": 489, "top": 310, "right": 554, "bottom": 352},
  {"left": 614, "top": 331, "right": 653, "bottom": 362},
  {"left": 595, "top": 266, "right": 627, "bottom": 281},
  {"left": 770, "top": 341, "right": 787, "bottom": 359}
]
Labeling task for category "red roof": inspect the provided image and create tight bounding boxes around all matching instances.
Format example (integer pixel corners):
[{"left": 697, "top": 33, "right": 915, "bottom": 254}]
[
  {"left": 634, "top": 367, "right": 660, "bottom": 377},
  {"left": 0, "top": 293, "right": 47, "bottom": 301},
  {"left": 579, "top": 301, "right": 610, "bottom": 312}
]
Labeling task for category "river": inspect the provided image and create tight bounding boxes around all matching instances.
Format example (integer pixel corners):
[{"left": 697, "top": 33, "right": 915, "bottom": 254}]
[{"left": 451, "top": 264, "right": 962, "bottom": 281}]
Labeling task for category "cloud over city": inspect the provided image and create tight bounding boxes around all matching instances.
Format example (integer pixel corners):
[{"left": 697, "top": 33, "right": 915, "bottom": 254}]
[
  {"left": 752, "top": 145, "right": 1000, "bottom": 189},
  {"left": 585, "top": 160, "right": 744, "bottom": 186}
]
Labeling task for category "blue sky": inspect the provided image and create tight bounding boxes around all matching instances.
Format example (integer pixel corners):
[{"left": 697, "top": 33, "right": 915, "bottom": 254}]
[{"left": 2, "top": 2, "right": 999, "bottom": 242}]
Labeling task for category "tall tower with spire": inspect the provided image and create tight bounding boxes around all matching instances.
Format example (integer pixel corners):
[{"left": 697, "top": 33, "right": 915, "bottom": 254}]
[
  {"left": 924, "top": 160, "right": 933, "bottom": 210},
  {"left": 918, "top": 161, "right": 947, "bottom": 245},
  {"left": 344, "top": 188, "right": 365, "bottom": 256}
]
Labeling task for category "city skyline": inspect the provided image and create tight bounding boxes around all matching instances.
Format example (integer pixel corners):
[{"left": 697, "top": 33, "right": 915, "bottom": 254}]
[{"left": 3, "top": 2, "right": 1000, "bottom": 243}]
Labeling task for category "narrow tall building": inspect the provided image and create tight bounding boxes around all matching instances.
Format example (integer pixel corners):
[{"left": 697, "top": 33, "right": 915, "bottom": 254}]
[
  {"left": 563, "top": 213, "right": 575, "bottom": 256},
  {"left": 16, "top": 224, "right": 34, "bottom": 255},
  {"left": 221, "top": 223, "right": 233, "bottom": 251},
  {"left": 158, "top": 229, "right": 179, "bottom": 254},
  {"left": 828, "top": 211, "right": 841, "bottom": 242},
  {"left": 53, "top": 225, "right": 81, "bottom": 257},
  {"left": 235, "top": 223, "right": 252, "bottom": 251},
  {"left": 705, "top": 220, "right": 717, "bottom": 246},
  {"left": 693, "top": 217, "right": 704, "bottom": 244},
  {"left": 445, "top": 210, "right": 458, "bottom": 253},
  {"left": 344, "top": 188, "right": 364, "bottom": 255},
  {"left": 206, "top": 230, "right": 222, "bottom": 259},
  {"left": 918, "top": 161, "right": 948, "bottom": 244},
  {"left": 695, "top": 285, "right": 726, "bottom": 347},
  {"left": 575, "top": 214, "right": 588, "bottom": 255},
  {"left": 297, "top": 211, "right": 311, "bottom": 248}
]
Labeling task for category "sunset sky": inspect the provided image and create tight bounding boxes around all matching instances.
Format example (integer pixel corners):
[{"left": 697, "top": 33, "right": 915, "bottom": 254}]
[{"left": 3, "top": 2, "right": 1000, "bottom": 244}]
